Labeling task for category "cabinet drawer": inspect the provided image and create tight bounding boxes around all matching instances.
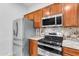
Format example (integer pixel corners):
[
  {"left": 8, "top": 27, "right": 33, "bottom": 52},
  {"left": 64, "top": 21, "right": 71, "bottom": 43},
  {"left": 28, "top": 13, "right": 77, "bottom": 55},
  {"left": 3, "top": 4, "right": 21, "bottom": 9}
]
[{"left": 63, "top": 47, "right": 79, "bottom": 56}]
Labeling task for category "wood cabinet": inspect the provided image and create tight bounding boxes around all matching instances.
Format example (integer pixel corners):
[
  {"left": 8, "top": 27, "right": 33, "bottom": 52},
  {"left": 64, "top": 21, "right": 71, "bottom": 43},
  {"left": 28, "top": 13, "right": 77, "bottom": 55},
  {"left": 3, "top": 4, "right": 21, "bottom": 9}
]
[
  {"left": 63, "top": 53, "right": 72, "bottom": 56},
  {"left": 29, "top": 39, "right": 38, "bottom": 56},
  {"left": 63, "top": 3, "right": 78, "bottom": 27},
  {"left": 24, "top": 13, "right": 34, "bottom": 20},
  {"left": 77, "top": 4, "right": 79, "bottom": 27},
  {"left": 24, "top": 3, "right": 79, "bottom": 27},
  {"left": 63, "top": 47, "right": 79, "bottom": 56},
  {"left": 24, "top": 14, "right": 29, "bottom": 19},
  {"left": 42, "top": 6, "right": 51, "bottom": 17},
  {"left": 33, "top": 9, "right": 42, "bottom": 28},
  {"left": 50, "top": 3, "right": 62, "bottom": 15}
]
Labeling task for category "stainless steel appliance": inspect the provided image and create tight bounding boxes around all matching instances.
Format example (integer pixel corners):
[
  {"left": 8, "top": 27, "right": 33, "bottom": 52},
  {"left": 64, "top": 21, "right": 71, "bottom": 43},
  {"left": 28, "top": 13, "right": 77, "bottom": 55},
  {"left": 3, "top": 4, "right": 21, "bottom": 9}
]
[
  {"left": 13, "top": 18, "right": 36, "bottom": 56},
  {"left": 38, "top": 33, "right": 63, "bottom": 56},
  {"left": 42, "top": 14, "right": 63, "bottom": 27}
]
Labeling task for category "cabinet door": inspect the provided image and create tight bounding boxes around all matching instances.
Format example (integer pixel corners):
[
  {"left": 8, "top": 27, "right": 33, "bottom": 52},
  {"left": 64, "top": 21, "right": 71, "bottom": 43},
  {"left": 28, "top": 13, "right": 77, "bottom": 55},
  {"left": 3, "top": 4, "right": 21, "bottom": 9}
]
[
  {"left": 42, "top": 6, "right": 51, "bottom": 17},
  {"left": 63, "top": 53, "right": 72, "bottom": 56},
  {"left": 63, "top": 3, "right": 78, "bottom": 27},
  {"left": 24, "top": 13, "right": 34, "bottom": 20},
  {"left": 63, "top": 47, "right": 79, "bottom": 56},
  {"left": 29, "top": 39, "right": 38, "bottom": 56},
  {"left": 50, "top": 3, "right": 62, "bottom": 15},
  {"left": 77, "top": 4, "right": 79, "bottom": 27},
  {"left": 34, "top": 9, "right": 42, "bottom": 28}
]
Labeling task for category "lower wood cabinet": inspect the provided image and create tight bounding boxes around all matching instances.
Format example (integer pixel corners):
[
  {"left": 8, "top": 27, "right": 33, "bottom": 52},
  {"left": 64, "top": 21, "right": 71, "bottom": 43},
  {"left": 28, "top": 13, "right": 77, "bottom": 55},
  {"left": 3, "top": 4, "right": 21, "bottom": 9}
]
[
  {"left": 63, "top": 53, "right": 72, "bottom": 56},
  {"left": 29, "top": 39, "right": 38, "bottom": 56},
  {"left": 63, "top": 47, "right": 79, "bottom": 56}
]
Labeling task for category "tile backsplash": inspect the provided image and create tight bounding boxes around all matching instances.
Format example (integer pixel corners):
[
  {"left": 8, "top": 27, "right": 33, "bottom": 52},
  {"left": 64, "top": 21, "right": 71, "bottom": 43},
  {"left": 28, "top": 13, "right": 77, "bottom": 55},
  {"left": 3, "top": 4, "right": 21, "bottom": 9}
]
[
  {"left": 40, "top": 27, "right": 79, "bottom": 39},
  {"left": 40, "top": 27, "right": 63, "bottom": 36}
]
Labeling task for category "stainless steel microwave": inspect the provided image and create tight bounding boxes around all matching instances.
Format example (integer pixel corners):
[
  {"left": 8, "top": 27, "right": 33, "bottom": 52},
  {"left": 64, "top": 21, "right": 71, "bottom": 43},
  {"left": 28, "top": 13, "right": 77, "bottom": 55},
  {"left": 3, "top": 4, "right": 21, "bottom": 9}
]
[{"left": 42, "top": 14, "right": 63, "bottom": 27}]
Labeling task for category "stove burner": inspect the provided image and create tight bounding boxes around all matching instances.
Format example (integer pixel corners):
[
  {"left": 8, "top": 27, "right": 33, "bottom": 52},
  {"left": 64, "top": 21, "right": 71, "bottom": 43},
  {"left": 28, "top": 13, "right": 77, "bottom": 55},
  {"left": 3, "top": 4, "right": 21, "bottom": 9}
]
[{"left": 38, "top": 35, "right": 63, "bottom": 47}]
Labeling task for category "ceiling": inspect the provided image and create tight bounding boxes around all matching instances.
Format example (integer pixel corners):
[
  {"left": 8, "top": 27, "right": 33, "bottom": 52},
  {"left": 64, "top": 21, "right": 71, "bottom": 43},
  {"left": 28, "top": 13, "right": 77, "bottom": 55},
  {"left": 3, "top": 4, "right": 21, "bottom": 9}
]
[{"left": 23, "top": 3, "right": 36, "bottom": 7}]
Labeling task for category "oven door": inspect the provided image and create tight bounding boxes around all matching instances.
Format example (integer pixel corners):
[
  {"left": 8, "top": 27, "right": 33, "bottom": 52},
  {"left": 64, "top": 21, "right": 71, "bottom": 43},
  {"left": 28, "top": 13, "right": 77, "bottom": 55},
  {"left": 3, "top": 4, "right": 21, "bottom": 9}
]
[{"left": 38, "top": 44, "right": 62, "bottom": 56}]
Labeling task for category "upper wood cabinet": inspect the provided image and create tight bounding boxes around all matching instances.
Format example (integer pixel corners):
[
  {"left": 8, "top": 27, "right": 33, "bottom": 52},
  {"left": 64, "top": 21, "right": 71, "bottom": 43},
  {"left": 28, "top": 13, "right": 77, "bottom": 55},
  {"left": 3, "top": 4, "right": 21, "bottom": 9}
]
[
  {"left": 50, "top": 3, "right": 62, "bottom": 15},
  {"left": 24, "top": 13, "right": 34, "bottom": 20},
  {"left": 33, "top": 9, "right": 42, "bottom": 28},
  {"left": 24, "top": 3, "right": 79, "bottom": 27},
  {"left": 77, "top": 4, "right": 79, "bottom": 27},
  {"left": 24, "top": 14, "right": 29, "bottom": 19},
  {"left": 63, "top": 3, "right": 78, "bottom": 27},
  {"left": 42, "top": 6, "right": 51, "bottom": 17}
]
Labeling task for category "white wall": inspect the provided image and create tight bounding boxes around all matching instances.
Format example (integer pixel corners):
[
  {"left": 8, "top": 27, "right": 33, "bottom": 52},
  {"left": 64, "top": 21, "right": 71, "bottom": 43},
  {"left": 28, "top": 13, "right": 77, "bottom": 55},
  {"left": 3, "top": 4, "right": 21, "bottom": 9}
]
[
  {"left": 24, "top": 3, "right": 52, "bottom": 14},
  {"left": 0, "top": 3, "right": 52, "bottom": 56},
  {"left": 0, "top": 3, "right": 28, "bottom": 56}
]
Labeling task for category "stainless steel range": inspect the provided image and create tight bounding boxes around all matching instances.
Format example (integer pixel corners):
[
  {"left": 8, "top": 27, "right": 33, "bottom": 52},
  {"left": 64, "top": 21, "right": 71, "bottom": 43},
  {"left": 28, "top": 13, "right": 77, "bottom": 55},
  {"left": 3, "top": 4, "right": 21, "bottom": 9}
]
[{"left": 38, "top": 33, "right": 63, "bottom": 56}]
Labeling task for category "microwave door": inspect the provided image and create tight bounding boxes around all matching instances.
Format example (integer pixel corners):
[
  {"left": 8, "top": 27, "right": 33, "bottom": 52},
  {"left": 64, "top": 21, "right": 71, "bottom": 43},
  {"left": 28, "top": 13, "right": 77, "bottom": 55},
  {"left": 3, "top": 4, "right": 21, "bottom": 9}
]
[
  {"left": 43, "top": 19, "right": 49, "bottom": 26},
  {"left": 42, "top": 17, "right": 55, "bottom": 26},
  {"left": 56, "top": 16, "right": 62, "bottom": 25},
  {"left": 49, "top": 17, "right": 55, "bottom": 25}
]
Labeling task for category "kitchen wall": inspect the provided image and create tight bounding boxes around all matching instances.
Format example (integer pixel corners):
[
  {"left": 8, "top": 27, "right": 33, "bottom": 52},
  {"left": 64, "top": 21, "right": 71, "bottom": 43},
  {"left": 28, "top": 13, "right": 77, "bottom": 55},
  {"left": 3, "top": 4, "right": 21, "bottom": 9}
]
[
  {"left": 40, "top": 27, "right": 63, "bottom": 36},
  {"left": 24, "top": 3, "right": 53, "bottom": 36},
  {"left": 25, "top": 3, "right": 52, "bottom": 14},
  {"left": 63, "top": 27, "right": 79, "bottom": 39},
  {"left": 25, "top": 3, "right": 79, "bottom": 38},
  {"left": 40, "top": 27, "right": 79, "bottom": 40},
  {"left": 0, "top": 3, "right": 29, "bottom": 56},
  {"left": 63, "top": 27, "right": 77, "bottom": 36},
  {"left": 0, "top": 3, "right": 53, "bottom": 56},
  {"left": 1, "top": 3, "right": 78, "bottom": 56}
]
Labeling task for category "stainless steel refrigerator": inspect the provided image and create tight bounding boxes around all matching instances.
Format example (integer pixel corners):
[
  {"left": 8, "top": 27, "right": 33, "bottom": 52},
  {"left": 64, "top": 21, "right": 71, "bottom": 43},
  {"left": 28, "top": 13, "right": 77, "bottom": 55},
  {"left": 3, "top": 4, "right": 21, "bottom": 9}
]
[{"left": 13, "top": 18, "right": 36, "bottom": 56}]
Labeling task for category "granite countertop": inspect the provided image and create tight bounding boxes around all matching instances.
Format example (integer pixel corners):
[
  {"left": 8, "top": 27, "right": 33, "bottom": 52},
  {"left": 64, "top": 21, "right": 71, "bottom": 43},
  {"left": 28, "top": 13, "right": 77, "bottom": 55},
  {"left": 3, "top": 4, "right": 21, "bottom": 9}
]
[
  {"left": 30, "top": 35, "right": 79, "bottom": 50},
  {"left": 62, "top": 39, "right": 79, "bottom": 50},
  {"left": 29, "top": 36, "right": 44, "bottom": 40}
]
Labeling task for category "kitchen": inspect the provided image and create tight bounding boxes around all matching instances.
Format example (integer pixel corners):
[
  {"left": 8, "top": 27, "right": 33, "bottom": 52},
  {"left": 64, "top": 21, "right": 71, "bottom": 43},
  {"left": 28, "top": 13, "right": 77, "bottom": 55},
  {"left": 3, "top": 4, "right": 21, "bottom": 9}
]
[{"left": 13, "top": 3, "right": 79, "bottom": 56}]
